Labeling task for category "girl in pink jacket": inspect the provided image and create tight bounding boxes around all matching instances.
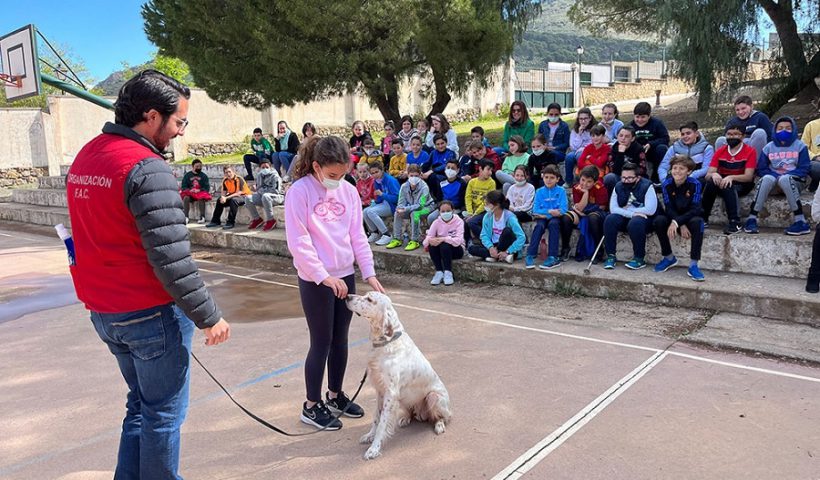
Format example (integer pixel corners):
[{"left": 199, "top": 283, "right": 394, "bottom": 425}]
[
  {"left": 423, "top": 200, "right": 466, "bottom": 286},
  {"left": 285, "top": 136, "right": 385, "bottom": 431}
]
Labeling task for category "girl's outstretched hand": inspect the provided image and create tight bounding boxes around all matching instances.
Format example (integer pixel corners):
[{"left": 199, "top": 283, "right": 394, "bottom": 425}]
[{"left": 366, "top": 276, "right": 386, "bottom": 294}]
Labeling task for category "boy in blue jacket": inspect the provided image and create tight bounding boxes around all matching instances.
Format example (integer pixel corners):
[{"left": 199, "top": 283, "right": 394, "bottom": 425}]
[
  {"left": 744, "top": 116, "right": 812, "bottom": 236},
  {"left": 429, "top": 159, "right": 467, "bottom": 223},
  {"left": 363, "top": 161, "right": 401, "bottom": 245},
  {"left": 525, "top": 165, "right": 569, "bottom": 270},
  {"left": 537, "top": 103, "right": 571, "bottom": 166},
  {"left": 603, "top": 162, "right": 659, "bottom": 270}
]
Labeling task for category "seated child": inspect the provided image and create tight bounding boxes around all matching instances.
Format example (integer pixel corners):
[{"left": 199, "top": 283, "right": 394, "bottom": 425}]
[
  {"left": 359, "top": 137, "right": 384, "bottom": 167},
  {"left": 356, "top": 162, "right": 376, "bottom": 208},
  {"left": 628, "top": 102, "right": 670, "bottom": 183},
  {"left": 565, "top": 107, "right": 595, "bottom": 184},
  {"left": 416, "top": 119, "right": 432, "bottom": 153},
  {"left": 524, "top": 165, "right": 568, "bottom": 270},
  {"left": 459, "top": 139, "right": 501, "bottom": 183},
  {"left": 715, "top": 95, "right": 773, "bottom": 156},
  {"left": 380, "top": 121, "right": 397, "bottom": 162},
  {"left": 575, "top": 124, "right": 611, "bottom": 182},
  {"left": 605, "top": 126, "right": 648, "bottom": 195},
  {"left": 206, "top": 166, "right": 251, "bottom": 230},
  {"left": 467, "top": 190, "right": 527, "bottom": 264},
  {"left": 537, "top": 102, "right": 570, "bottom": 167},
  {"left": 658, "top": 121, "right": 713, "bottom": 181},
  {"left": 527, "top": 134, "right": 558, "bottom": 189},
  {"left": 653, "top": 155, "right": 706, "bottom": 281},
  {"left": 701, "top": 122, "right": 756, "bottom": 235},
  {"left": 507, "top": 165, "right": 535, "bottom": 224},
  {"left": 397, "top": 115, "right": 418, "bottom": 152},
  {"left": 386, "top": 164, "right": 435, "bottom": 251},
  {"left": 560, "top": 166, "right": 608, "bottom": 262},
  {"left": 422, "top": 133, "right": 456, "bottom": 199},
  {"left": 243, "top": 127, "right": 272, "bottom": 181},
  {"left": 349, "top": 120, "right": 370, "bottom": 163},
  {"left": 599, "top": 103, "right": 624, "bottom": 142},
  {"left": 406, "top": 135, "right": 430, "bottom": 172},
  {"left": 807, "top": 187, "right": 820, "bottom": 293},
  {"left": 463, "top": 159, "right": 498, "bottom": 245},
  {"left": 423, "top": 200, "right": 466, "bottom": 286},
  {"left": 496, "top": 135, "right": 530, "bottom": 193},
  {"left": 245, "top": 159, "right": 284, "bottom": 231},
  {"left": 429, "top": 159, "right": 467, "bottom": 223},
  {"left": 180, "top": 158, "right": 211, "bottom": 223},
  {"left": 388, "top": 138, "right": 408, "bottom": 181},
  {"left": 744, "top": 116, "right": 811, "bottom": 236},
  {"left": 603, "top": 162, "right": 658, "bottom": 270},
  {"left": 363, "top": 161, "right": 400, "bottom": 245},
  {"left": 471, "top": 125, "right": 492, "bottom": 149}
]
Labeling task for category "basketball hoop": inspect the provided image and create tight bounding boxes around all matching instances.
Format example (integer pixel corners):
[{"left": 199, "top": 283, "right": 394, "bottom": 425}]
[{"left": 0, "top": 73, "right": 23, "bottom": 88}]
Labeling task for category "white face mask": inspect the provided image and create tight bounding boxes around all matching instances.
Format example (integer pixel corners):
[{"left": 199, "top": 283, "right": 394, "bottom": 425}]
[
  {"left": 364, "top": 148, "right": 374, "bottom": 155},
  {"left": 532, "top": 148, "right": 545, "bottom": 156},
  {"left": 445, "top": 168, "right": 457, "bottom": 179},
  {"left": 408, "top": 176, "right": 421, "bottom": 186},
  {"left": 440, "top": 211, "right": 454, "bottom": 222},
  {"left": 515, "top": 180, "right": 527, "bottom": 187},
  {"left": 317, "top": 167, "right": 342, "bottom": 190},
  {"left": 547, "top": 115, "right": 559, "bottom": 124},
  {"left": 259, "top": 168, "right": 272, "bottom": 176},
  {"left": 485, "top": 205, "right": 495, "bottom": 214}
]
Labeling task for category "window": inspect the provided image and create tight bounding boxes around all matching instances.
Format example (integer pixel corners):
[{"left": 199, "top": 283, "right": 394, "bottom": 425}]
[
  {"left": 580, "top": 72, "right": 592, "bottom": 87},
  {"left": 614, "top": 66, "right": 630, "bottom": 83}
]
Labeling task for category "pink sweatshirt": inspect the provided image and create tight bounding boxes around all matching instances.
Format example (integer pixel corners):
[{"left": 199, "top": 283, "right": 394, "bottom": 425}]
[
  {"left": 285, "top": 174, "right": 376, "bottom": 284},
  {"left": 422, "top": 215, "right": 466, "bottom": 249}
]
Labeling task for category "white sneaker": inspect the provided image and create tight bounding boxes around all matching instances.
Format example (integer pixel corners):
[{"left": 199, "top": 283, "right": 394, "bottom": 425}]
[
  {"left": 367, "top": 232, "right": 380, "bottom": 243},
  {"left": 197, "top": 216, "right": 206, "bottom": 224},
  {"left": 504, "top": 253, "right": 514, "bottom": 264},
  {"left": 443, "top": 271, "right": 454, "bottom": 285},
  {"left": 283, "top": 175, "right": 291, "bottom": 183},
  {"left": 431, "top": 271, "right": 444, "bottom": 285},
  {"left": 375, "top": 235, "right": 392, "bottom": 246},
  {"left": 485, "top": 257, "right": 496, "bottom": 263}
]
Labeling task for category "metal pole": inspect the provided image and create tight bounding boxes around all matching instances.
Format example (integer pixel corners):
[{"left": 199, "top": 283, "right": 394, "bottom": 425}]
[
  {"left": 636, "top": 50, "right": 641, "bottom": 82},
  {"left": 41, "top": 72, "right": 114, "bottom": 110}
]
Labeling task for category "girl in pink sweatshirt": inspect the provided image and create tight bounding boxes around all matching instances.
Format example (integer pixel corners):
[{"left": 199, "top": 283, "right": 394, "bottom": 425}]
[
  {"left": 285, "top": 136, "right": 385, "bottom": 430},
  {"left": 423, "top": 200, "right": 466, "bottom": 286}
]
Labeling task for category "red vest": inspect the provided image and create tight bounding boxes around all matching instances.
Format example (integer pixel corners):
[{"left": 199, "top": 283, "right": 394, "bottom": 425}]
[{"left": 66, "top": 131, "right": 173, "bottom": 313}]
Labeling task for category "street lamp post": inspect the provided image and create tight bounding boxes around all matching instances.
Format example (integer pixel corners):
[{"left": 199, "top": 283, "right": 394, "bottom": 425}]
[{"left": 576, "top": 45, "right": 584, "bottom": 106}]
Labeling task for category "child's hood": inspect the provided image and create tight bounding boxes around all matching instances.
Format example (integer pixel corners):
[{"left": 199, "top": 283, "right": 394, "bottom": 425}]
[{"left": 773, "top": 116, "right": 799, "bottom": 147}]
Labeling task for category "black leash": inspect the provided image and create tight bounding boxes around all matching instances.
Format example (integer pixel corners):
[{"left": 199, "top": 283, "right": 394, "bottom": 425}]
[{"left": 191, "top": 352, "right": 368, "bottom": 436}]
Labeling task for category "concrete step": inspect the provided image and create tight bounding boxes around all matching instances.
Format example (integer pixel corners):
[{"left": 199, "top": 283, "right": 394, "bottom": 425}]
[
  {"left": 0, "top": 200, "right": 813, "bottom": 279},
  {"left": 184, "top": 225, "right": 820, "bottom": 325},
  {"left": 38, "top": 176, "right": 66, "bottom": 189},
  {"left": 706, "top": 190, "right": 814, "bottom": 229}
]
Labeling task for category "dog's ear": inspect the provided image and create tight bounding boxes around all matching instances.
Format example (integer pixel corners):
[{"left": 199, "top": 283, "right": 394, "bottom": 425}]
[{"left": 383, "top": 304, "right": 399, "bottom": 338}]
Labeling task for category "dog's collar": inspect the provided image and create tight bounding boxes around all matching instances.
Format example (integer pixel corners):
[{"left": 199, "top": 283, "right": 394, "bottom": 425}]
[{"left": 372, "top": 330, "right": 403, "bottom": 348}]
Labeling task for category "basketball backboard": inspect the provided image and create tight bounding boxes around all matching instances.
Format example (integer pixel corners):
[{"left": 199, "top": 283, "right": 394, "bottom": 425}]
[{"left": 1, "top": 24, "right": 41, "bottom": 102}]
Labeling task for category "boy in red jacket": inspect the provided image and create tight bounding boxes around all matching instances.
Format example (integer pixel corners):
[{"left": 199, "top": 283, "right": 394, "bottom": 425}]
[{"left": 575, "top": 125, "right": 611, "bottom": 183}]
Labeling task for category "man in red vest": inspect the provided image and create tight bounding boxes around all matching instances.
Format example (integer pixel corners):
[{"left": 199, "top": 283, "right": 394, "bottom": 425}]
[{"left": 66, "top": 69, "right": 230, "bottom": 479}]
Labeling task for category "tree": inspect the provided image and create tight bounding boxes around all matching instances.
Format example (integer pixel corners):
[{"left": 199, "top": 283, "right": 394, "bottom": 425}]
[
  {"left": 142, "top": 0, "right": 541, "bottom": 123},
  {"left": 568, "top": 0, "right": 820, "bottom": 113}
]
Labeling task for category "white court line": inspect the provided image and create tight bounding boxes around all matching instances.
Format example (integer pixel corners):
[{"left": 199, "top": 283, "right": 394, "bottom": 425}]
[
  {"left": 492, "top": 351, "right": 669, "bottom": 480},
  {"left": 197, "top": 267, "right": 820, "bottom": 384}
]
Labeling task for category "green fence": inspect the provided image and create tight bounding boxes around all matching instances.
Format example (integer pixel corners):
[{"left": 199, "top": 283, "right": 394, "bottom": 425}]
[{"left": 514, "top": 90, "right": 574, "bottom": 109}]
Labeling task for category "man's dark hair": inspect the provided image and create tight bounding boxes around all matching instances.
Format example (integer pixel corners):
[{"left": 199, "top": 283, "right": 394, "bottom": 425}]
[
  {"left": 622, "top": 162, "right": 639, "bottom": 173},
  {"left": 253, "top": 127, "right": 263, "bottom": 134},
  {"left": 114, "top": 69, "right": 191, "bottom": 128},
  {"left": 725, "top": 122, "right": 745, "bottom": 134},
  {"left": 680, "top": 121, "right": 699, "bottom": 131},
  {"left": 191, "top": 158, "right": 202, "bottom": 166}
]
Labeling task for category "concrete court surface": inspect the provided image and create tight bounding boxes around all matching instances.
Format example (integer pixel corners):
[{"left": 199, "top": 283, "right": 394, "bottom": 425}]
[{"left": 1, "top": 226, "right": 819, "bottom": 480}]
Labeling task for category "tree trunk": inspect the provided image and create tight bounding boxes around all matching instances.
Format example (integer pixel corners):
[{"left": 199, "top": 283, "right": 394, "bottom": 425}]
[
  {"left": 362, "top": 75, "right": 402, "bottom": 125},
  {"left": 697, "top": 81, "right": 712, "bottom": 112},
  {"left": 427, "top": 68, "right": 452, "bottom": 118}
]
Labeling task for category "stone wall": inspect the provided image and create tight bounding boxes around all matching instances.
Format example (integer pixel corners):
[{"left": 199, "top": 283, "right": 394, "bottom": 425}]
[
  {"left": 187, "top": 142, "right": 247, "bottom": 157},
  {"left": 581, "top": 78, "right": 692, "bottom": 107},
  {"left": 0, "top": 167, "right": 50, "bottom": 187}
]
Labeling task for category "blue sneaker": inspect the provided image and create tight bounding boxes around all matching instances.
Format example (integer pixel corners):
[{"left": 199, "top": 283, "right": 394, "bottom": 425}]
[
  {"left": 785, "top": 220, "right": 811, "bottom": 236},
  {"left": 654, "top": 256, "right": 678, "bottom": 273},
  {"left": 540, "top": 256, "right": 561, "bottom": 270},
  {"left": 687, "top": 264, "right": 705, "bottom": 281},
  {"left": 625, "top": 257, "right": 647, "bottom": 270},
  {"left": 603, "top": 255, "right": 617, "bottom": 269},
  {"left": 525, "top": 255, "right": 536, "bottom": 269},
  {"left": 744, "top": 218, "right": 759, "bottom": 234}
]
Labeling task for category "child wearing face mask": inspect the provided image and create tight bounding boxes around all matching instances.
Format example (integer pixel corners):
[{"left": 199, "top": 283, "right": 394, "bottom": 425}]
[
  {"left": 527, "top": 134, "right": 558, "bottom": 189},
  {"left": 429, "top": 159, "right": 467, "bottom": 223},
  {"left": 245, "top": 159, "right": 285, "bottom": 231},
  {"left": 386, "top": 164, "right": 435, "bottom": 251},
  {"left": 507, "top": 165, "right": 535, "bottom": 224},
  {"left": 537, "top": 103, "right": 571, "bottom": 167},
  {"left": 744, "top": 116, "right": 812, "bottom": 236},
  {"left": 285, "top": 135, "right": 385, "bottom": 431},
  {"left": 468, "top": 190, "right": 527, "bottom": 263},
  {"left": 180, "top": 158, "right": 211, "bottom": 224},
  {"left": 424, "top": 200, "right": 466, "bottom": 286},
  {"left": 423, "top": 133, "right": 457, "bottom": 199},
  {"left": 359, "top": 137, "right": 384, "bottom": 167}
]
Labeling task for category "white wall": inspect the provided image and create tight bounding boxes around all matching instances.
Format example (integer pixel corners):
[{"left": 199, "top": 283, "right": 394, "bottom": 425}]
[{"left": 0, "top": 108, "right": 60, "bottom": 174}]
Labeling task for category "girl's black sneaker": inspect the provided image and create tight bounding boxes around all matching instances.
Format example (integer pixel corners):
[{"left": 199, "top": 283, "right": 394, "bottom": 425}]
[
  {"left": 300, "top": 401, "right": 342, "bottom": 430},
  {"left": 325, "top": 391, "right": 365, "bottom": 418}
]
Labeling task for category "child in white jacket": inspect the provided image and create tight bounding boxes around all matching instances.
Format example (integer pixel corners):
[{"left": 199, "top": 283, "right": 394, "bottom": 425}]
[{"left": 506, "top": 165, "right": 535, "bottom": 224}]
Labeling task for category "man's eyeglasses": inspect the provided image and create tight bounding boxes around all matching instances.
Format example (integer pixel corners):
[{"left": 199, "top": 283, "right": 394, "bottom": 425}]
[{"left": 171, "top": 115, "right": 189, "bottom": 132}]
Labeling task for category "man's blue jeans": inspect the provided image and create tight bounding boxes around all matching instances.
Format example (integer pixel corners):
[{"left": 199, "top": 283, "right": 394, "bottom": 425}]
[{"left": 90, "top": 303, "right": 195, "bottom": 480}]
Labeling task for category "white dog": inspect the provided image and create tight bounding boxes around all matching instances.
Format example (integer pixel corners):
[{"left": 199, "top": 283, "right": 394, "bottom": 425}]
[{"left": 346, "top": 291, "right": 452, "bottom": 460}]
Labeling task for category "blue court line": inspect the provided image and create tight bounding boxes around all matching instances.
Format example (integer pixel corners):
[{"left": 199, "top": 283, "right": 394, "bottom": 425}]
[{"left": 0, "top": 337, "right": 370, "bottom": 477}]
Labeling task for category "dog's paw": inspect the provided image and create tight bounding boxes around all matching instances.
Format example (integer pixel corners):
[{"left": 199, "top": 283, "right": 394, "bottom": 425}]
[
  {"left": 359, "top": 432, "right": 375, "bottom": 444},
  {"left": 363, "top": 446, "right": 382, "bottom": 460},
  {"left": 434, "top": 420, "right": 446, "bottom": 435},
  {"left": 398, "top": 416, "right": 411, "bottom": 428}
]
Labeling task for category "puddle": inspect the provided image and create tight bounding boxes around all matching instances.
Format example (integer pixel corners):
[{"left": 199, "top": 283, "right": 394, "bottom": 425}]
[
  {"left": 204, "top": 275, "right": 306, "bottom": 323},
  {"left": 0, "top": 274, "right": 79, "bottom": 324}
]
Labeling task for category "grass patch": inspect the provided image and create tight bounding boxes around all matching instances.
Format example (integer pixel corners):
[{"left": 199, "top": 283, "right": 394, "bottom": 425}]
[{"left": 173, "top": 152, "right": 247, "bottom": 165}]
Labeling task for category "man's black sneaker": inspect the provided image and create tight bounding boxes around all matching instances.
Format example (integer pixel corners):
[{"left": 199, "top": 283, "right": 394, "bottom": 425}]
[
  {"left": 300, "top": 401, "right": 342, "bottom": 430},
  {"left": 723, "top": 221, "right": 742, "bottom": 235},
  {"left": 326, "top": 391, "right": 365, "bottom": 418},
  {"left": 560, "top": 248, "right": 571, "bottom": 262}
]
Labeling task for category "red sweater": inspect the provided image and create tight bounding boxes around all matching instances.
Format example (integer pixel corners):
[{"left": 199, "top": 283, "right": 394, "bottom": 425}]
[{"left": 576, "top": 142, "right": 611, "bottom": 179}]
